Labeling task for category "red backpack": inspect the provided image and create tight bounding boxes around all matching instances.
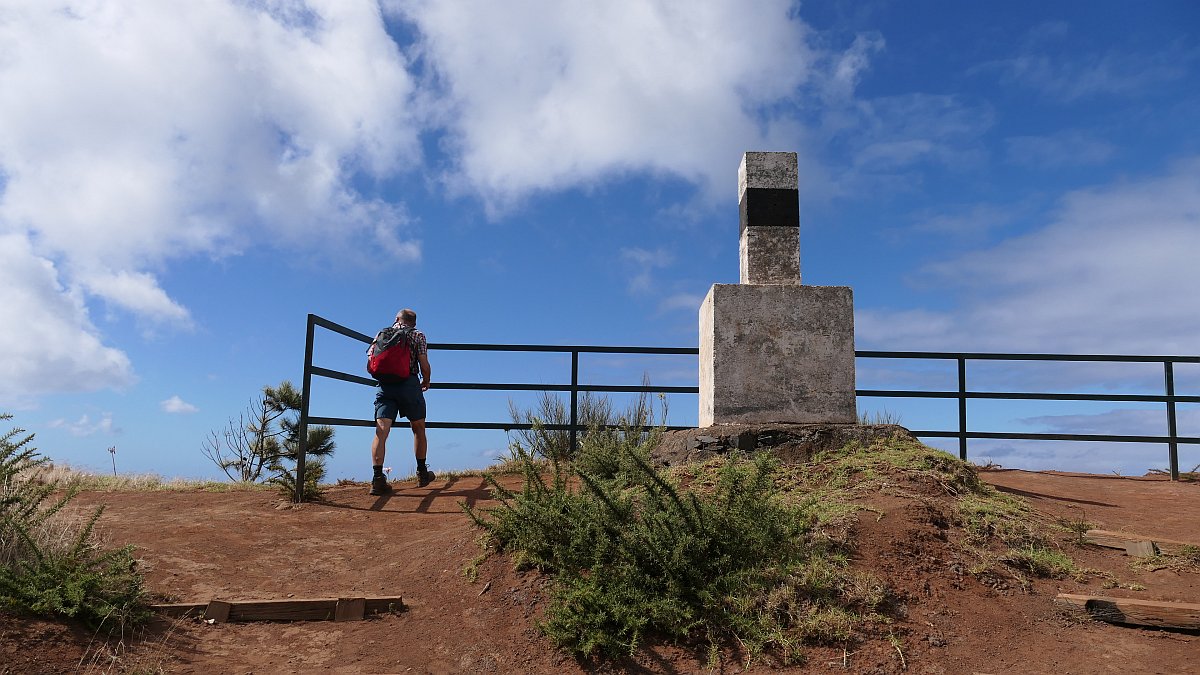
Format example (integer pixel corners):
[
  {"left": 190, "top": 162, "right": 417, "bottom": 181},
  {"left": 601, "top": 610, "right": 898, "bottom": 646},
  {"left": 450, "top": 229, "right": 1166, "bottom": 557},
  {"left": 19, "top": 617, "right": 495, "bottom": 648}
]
[{"left": 367, "top": 325, "right": 414, "bottom": 383}]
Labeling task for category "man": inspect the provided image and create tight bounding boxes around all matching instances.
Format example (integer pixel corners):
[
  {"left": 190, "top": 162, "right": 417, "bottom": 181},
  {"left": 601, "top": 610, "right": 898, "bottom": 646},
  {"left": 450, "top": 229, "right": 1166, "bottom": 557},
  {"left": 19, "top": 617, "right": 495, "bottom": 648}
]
[{"left": 367, "top": 308, "right": 433, "bottom": 495}]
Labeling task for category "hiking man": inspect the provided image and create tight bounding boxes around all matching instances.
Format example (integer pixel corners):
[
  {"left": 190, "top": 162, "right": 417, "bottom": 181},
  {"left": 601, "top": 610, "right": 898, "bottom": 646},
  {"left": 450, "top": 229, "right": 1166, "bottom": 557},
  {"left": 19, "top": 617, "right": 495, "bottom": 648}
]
[{"left": 366, "top": 308, "right": 433, "bottom": 495}]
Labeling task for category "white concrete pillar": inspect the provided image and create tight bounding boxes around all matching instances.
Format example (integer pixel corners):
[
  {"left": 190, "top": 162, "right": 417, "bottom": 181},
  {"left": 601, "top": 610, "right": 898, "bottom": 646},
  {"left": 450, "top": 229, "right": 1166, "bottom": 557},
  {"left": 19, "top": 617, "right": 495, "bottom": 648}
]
[{"left": 700, "top": 151, "right": 856, "bottom": 426}]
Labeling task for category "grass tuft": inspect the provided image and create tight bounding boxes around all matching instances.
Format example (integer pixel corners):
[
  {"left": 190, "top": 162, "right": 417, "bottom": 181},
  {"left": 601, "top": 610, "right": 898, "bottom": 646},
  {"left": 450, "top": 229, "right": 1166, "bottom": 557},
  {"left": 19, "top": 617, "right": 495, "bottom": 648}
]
[{"left": 32, "top": 464, "right": 269, "bottom": 493}]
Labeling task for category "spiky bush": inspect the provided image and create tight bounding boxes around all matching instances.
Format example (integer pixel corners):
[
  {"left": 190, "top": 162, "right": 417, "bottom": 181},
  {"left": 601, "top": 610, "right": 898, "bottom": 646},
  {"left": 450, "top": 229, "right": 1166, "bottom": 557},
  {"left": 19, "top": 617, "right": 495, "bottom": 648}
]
[
  {"left": 0, "top": 414, "right": 148, "bottom": 632},
  {"left": 466, "top": 430, "right": 888, "bottom": 664},
  {"left": 506, "top": 377, "right": 661, "bottom": 462}
]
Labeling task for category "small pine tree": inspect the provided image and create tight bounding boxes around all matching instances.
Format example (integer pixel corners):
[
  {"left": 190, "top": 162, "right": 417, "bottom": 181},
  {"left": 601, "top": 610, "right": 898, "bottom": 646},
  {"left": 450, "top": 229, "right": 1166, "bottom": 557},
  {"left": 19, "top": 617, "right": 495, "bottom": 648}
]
[
  {"left": 200, "top": 381, "right": 335, "bottom": 500},
  {"left": 262, "top": 381, "right": 335, "bottom": 501}
]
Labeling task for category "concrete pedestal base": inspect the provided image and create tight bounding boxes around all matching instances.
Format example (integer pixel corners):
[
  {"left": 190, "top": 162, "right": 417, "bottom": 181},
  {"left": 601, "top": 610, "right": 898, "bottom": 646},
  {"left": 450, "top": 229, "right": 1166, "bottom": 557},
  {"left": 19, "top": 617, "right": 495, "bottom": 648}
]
[{"left": 699, "top": 283, "right": 856, "bottom": 426}]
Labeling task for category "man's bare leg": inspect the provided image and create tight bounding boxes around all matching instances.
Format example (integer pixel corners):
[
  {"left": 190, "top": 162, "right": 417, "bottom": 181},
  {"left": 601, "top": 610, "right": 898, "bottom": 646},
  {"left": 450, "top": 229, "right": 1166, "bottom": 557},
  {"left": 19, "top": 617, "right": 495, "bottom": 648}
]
[
  {"left": 411, "top": 419, "right": 433, "bottom": 485},
  {"left": 411, "top": 419, "right": 427, "bottom": 461},
  {"left": 370, "top": 418, "right": 394, "bottom": 495},
  {"left": 373, "top": 418, "right": 393, "bottom": 466}
]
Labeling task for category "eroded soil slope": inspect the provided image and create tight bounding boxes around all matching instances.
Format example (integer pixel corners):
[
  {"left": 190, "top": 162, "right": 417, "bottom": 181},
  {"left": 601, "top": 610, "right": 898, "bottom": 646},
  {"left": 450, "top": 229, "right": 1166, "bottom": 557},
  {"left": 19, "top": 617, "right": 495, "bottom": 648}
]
[{"left": 5, "top": 469, "right": 1200, "bottom": 674}]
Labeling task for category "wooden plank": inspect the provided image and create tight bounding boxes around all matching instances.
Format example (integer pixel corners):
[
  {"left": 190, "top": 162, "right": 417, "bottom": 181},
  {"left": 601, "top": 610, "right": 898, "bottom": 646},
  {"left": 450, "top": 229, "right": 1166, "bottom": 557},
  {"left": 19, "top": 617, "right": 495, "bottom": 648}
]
[
  {"left": 204, "top": 600, "right": 232, "bottom": 623},
  {"left": 1055, "top": 593, "right": 1200, "bottom": 630},
  {"left": 149, "top": 603, "right": 208, "bottom": 619},
  {"left": 334, "top": 597, "right": 366, "bottom": 622},
  {"left": 1124, "top": 541, "right": 1158, "bottom": 557},
  {"left": 1085, "top": 529, "right": 1195, "bottom": 553},
  {"left": 229, "top": 598, "right": 338, "bottom": 622},
  {"left": 153, "top": 595, "right": 404, "bottom": 622},
  {"left": 364, "top": 596, "right": 405, "bottom": 614}
]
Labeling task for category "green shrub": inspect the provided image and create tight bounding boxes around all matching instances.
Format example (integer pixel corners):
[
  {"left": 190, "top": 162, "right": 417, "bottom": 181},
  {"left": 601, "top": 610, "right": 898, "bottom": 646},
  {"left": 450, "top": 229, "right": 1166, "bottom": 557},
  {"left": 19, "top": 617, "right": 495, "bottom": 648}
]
[
  {"left": 466, "top": 431, "right": 888, "bottom": 664},
  {"left": 0, "top": 413, "right": 148, "bottom": 632},
  {"left": 270, "top": 455, "right": 326, "bottom": 502}
]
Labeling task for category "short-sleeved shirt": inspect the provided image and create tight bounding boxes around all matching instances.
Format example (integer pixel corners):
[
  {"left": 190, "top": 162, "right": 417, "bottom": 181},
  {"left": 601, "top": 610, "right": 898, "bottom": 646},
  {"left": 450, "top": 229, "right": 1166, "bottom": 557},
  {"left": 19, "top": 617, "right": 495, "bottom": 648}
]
[{"left": 405, "top": 328, "right": 428, "bottom": 376}]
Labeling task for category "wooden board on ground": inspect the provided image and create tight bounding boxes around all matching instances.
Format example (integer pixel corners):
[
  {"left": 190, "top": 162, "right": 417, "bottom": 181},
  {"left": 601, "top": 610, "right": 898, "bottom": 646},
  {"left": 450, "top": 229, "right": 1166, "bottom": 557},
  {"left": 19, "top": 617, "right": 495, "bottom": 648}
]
[
  {"left": 1085, "top": 529, "right": 1196, "bottom": 554},
  {"left": 1055, "top": 593, "right": 1200, "bottom": 630},
  {"left": 150, "top": 596, "right": 403, "bottom": 623},
  {"left": 205, "top": 600, "right": 232, "bottom": 623},
  {"left": 151, "top": 603, "right": 208, "bottom": 619},
  {"left": 334, "top": 597, "right": 366, "bottom": 622}
]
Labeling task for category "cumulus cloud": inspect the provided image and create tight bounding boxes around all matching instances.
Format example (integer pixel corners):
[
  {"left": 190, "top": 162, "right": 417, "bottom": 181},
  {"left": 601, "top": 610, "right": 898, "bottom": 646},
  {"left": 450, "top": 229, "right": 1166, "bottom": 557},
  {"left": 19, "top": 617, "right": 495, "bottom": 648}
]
[
  {"left": 0, "top": 0, "right": 422, "bottom": 396},
  {"left": 0, "top": 234, "right": 134, "bottom": 405},
  {"left": 0, "top": 0, "right": 904, "bottom": 403},
  {"left": 388, "top": 0, "right": 830, "bottom": 206},
  {"left": 858, "top": 156, "right": 1200, "bottom": 356},
  {"left": 160, "top": 395, "right": 199, "bottom": 415}
]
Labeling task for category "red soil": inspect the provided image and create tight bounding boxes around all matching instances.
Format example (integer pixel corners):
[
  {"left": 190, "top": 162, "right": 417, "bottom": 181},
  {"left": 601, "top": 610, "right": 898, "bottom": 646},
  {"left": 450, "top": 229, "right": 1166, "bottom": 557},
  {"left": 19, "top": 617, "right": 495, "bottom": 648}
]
[{"left": 5, "top": 470, "right": 1200, "bottom": 674}]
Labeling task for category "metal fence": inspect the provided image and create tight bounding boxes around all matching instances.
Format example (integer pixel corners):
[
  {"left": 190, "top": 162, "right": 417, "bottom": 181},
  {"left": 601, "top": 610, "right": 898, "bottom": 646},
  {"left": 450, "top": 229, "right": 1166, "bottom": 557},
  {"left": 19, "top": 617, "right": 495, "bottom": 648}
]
[{"left": 296, "top": 314, "right": 1199, "bottom": 499}]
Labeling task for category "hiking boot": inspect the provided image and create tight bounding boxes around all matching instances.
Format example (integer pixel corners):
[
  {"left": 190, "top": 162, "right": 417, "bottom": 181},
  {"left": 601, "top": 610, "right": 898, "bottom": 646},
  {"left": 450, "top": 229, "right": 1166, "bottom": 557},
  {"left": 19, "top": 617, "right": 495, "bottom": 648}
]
[
  {"left": 369, "top": 475, "right": 392, "bottom": 496},
  {"left": 417, "top": 469, "right": 436, "bottom": 488}
]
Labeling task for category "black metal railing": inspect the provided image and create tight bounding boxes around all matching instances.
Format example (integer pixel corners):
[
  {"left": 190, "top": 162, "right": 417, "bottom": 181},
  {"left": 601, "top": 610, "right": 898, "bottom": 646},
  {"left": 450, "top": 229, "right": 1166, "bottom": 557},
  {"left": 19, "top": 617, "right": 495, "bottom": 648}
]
[
  {"left": 295, "top": 314, "right": 697, "bottom": 499},
  {"left": 295, "top": 314, "right": 1199, "bottom": 500},
  {"left": 856, "top": 351, "right": 1200, "bottom": 480}
]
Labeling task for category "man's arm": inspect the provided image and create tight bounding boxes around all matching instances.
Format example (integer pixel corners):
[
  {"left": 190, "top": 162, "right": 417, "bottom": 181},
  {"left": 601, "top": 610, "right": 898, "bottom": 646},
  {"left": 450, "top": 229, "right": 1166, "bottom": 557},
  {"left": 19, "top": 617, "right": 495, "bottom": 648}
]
[{"left": 418, "top": 352, "right": 431, "bottom": 391}]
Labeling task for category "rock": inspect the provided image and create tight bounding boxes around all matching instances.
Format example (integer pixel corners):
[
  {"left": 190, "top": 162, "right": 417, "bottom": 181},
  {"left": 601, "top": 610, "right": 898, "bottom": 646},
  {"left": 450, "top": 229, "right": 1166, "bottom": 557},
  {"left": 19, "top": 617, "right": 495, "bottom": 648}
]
[{"left": 651, "top": 423, "right": 915, "bottom": 467}]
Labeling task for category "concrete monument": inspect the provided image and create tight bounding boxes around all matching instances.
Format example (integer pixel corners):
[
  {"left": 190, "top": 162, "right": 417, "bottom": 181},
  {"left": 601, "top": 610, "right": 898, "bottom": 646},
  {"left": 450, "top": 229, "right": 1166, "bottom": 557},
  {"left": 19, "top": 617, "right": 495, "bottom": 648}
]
[{"left": 699, "top": 152, "right": 856, "bottom": 426}]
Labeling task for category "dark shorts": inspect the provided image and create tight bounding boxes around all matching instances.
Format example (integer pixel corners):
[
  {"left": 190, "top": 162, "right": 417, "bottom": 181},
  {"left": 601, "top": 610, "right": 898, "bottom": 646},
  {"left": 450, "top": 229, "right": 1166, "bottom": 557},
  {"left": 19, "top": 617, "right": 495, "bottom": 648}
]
[{"left": 374, "top": 378, "right": 426, "bottom": 422}]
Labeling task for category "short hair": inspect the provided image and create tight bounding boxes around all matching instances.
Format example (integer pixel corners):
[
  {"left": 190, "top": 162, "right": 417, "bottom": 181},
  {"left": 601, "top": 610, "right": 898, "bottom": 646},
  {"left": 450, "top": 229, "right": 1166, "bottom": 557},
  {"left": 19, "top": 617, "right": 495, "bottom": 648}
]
[{"left": 396, "top": 308, "right": 417, "bottom": 326}]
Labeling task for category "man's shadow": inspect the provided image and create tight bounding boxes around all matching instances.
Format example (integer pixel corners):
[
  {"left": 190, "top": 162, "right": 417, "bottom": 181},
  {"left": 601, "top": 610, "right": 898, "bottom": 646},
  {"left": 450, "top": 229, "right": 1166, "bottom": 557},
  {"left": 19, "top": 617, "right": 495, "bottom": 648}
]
[{"left": 320, "top": 476, "right": 499, "bottom": 514}]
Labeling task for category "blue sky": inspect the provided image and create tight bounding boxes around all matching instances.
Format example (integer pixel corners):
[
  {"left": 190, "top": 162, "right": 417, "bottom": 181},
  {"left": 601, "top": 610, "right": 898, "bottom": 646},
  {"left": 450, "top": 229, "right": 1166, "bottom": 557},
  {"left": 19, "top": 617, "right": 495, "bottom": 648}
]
[{"left": 1, "top": 0, "right": 1198, "bottom": 480}]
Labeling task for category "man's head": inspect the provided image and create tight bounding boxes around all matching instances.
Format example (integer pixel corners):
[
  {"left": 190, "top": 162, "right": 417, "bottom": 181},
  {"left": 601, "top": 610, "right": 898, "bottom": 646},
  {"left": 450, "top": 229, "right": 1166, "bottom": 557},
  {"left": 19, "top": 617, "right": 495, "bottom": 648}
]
[{"left": 396, "top": 308, "right": 417, "bottom": 327}]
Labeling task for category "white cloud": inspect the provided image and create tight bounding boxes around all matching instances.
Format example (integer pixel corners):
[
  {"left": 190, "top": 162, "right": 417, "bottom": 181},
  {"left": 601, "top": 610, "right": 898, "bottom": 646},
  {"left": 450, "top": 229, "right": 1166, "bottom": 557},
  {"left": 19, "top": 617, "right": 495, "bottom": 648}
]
[
  {"left": 620, "top": 246, "right": 674, "bottom": 295},
  {"left": 0, "top": 1, "right": 421, "bottom": 395},
  {"left": 979, "top": 22, "right": 1195, "bottom": 102},
  {"left": 1019, "top": 408, "right": 1198, "bottom": 438},
  {"left": 908, "top": 203, "right": 1021, "bottom": 240},
  {"left": 812, "top": 93, "right": 993, "bottom": 200},
  {"left": 957, "top": 439, "right": 1171, "bottom": 476},
  {"left": 388, "top": 0, "right": 831, "bottom": 207},
  {"left": 0, "top": 234, "right": 134, "bottom": 405},
  {"left": 658, "top": 292, "right": 704, "bottom": 314},
  {"left": 824, "top": 33, "right": 885, "bottom": 102},
  {"left": 48, "top": 412, "right": 119, "bottom": 437},
  {"left": 160, "top": 395, "right": 199, "bottom": 415},
  {"left": 859, "top": 156, "right": 1200, "bottom": 355},
  {"left": 1004, "top": 131, "right": 1116, "bottom": 168},
  {"left": 80, "top": 270, "right": 192, "bottom": 326}
]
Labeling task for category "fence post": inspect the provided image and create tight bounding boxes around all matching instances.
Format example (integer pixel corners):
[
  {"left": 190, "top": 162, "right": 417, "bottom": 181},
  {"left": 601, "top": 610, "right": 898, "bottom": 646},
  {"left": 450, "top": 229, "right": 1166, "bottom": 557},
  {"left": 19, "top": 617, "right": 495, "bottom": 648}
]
[
  {"left": 296, "top": 314, "right": 316, "bottom": 503},
  {"left": 1165, "top": 360, "right": 1179, "bottom": 481},
  {"left": 569, "top": 350, "right": 579, "bottom": 453},
  {"left": 957, "top": 357, "right": 968, "bottom": 460}
]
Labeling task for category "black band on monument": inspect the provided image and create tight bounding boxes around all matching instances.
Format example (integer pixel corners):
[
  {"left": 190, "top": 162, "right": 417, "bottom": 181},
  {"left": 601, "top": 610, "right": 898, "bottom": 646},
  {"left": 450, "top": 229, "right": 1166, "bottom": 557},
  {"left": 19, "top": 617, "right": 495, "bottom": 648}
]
[{"left": 739, "top": 187, "right": 799, "bottom": 233}]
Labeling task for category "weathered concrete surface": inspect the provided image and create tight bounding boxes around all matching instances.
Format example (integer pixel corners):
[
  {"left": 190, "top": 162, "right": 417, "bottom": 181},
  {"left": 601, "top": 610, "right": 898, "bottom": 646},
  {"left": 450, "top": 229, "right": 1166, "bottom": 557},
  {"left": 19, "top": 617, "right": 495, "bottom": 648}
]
[
  {"left": 738, "top": 151, "right": 798, "bottom": 197},
  {"left": 738, "top": 151, "right": 801, "bottom": 285},
  {"left": 652, "top": 423, "right": 914, "bottom": 467},
  {"left": 740, "top": 226, "right": 800, "bottom": 284},
  {"left": 699, "top": 283, "right": 856, "bottom": 426}
]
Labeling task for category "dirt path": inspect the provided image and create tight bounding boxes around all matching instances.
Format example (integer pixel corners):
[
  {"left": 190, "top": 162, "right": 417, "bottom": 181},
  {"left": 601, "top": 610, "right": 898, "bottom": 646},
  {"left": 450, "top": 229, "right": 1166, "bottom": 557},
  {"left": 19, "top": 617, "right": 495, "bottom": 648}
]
[{"left": 8, "top": 470, "right": 1200, "bottom": 673}]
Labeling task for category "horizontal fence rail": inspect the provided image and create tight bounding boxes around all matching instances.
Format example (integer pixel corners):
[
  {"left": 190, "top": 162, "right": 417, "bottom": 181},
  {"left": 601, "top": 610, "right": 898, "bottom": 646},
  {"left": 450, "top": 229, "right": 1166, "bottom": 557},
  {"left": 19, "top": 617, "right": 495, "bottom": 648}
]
[{"left": 294, "top": 314, "right": 1199, "bottom": 501}]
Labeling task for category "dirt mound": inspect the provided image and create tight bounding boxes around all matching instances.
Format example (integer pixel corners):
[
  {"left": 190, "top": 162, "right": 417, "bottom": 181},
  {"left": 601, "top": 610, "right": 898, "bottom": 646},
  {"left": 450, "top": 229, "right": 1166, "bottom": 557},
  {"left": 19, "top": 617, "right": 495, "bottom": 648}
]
[
  {"left": 653, "top": 423, "right": 909, "bottom": 467},
  {"left": 4, "top": 458, "right": 1200, "bottom": 673}
]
